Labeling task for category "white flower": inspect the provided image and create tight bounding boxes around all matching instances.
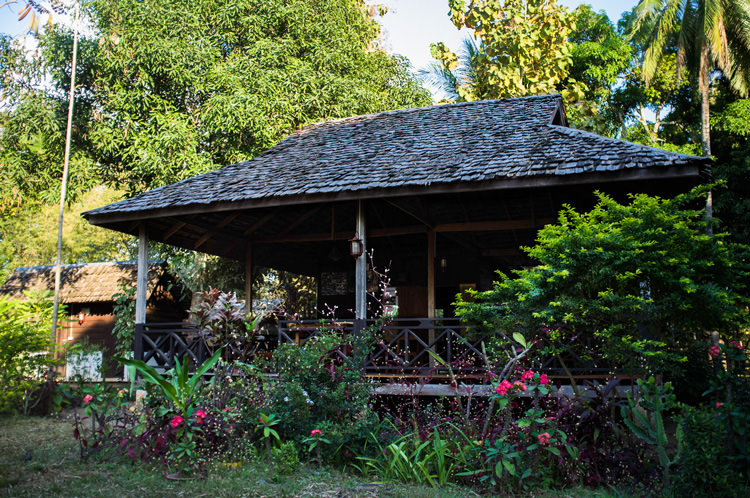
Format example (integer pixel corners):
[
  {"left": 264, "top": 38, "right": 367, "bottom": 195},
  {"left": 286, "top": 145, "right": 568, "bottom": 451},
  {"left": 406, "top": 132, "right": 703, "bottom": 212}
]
[
  {"left": 306, "top": 398, "right": 313, "bottom": 405},
  {"left": 283, "top": 396, "right": 290, "bottom": 402}
]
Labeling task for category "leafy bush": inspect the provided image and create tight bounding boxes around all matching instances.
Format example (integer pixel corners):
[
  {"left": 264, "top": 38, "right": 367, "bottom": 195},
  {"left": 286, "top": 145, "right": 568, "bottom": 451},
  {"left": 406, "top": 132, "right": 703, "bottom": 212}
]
[
  {"left": 673, "top": 406, "right": 734, "bottom": 497},
  {"left": 272, "top": 441, "right": 299, "bottom": 475},
  {"left": 0, "top": 291, "right": 64, "bottom": 415},
  {"left": 268, "top": 327, "right": 378, "bottom": 462},
  {"left": 455, "top": 187, "right": 750, "bottom": 376}
]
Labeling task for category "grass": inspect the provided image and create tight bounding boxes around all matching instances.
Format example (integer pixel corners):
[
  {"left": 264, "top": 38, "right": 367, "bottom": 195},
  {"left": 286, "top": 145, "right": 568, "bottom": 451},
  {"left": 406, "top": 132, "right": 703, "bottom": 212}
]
[{"left": 0, "top": 413, "right": 618, "bottom": 497}]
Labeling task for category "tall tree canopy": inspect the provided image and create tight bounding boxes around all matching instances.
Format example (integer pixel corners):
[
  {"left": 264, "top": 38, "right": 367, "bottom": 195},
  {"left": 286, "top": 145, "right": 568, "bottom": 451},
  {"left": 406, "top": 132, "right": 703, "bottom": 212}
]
[
  {"left": 0, "top": 0, "right": 430, "bottom": 276},
  {"left": 628, "top": 0, "right": 750, "bottom": 156},
  {"left": 86, "top": 0, "right": 431, "bottom": 193},
  {"left": 432, "top": 0, "right": 576, "bottom": 100}
]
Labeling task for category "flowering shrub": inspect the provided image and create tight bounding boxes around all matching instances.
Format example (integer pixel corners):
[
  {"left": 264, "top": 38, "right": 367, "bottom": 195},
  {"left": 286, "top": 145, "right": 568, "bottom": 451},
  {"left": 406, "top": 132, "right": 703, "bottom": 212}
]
[{"left": 267, "top": 327, "right": 378, "bottom": 463}]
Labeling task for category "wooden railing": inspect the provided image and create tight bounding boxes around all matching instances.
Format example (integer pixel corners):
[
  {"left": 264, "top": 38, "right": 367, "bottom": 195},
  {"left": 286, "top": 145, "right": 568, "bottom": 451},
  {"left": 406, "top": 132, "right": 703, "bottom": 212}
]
[
  {"left": 136, "top": 319, "right": 623, "bottom": 381},
  {"left": 279, "top": 318, "right": 487, "bottom": 377},
  {"left": 134, "top": 322, "right": 207, "bottom": 371}
]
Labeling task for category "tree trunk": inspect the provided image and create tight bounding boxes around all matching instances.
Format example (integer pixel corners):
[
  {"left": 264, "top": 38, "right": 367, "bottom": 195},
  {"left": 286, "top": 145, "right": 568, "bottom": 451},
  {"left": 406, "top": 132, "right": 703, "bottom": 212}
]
[
  {"left": 51, "top": 2, "right": 80, "bottom": 351},
  {"left": 699, "top": 43, "right": 713, "bottom": 236}
]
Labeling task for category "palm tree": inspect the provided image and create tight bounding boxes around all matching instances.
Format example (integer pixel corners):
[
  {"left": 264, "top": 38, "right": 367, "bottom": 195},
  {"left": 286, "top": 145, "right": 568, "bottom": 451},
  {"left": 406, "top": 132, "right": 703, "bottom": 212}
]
[
  {"left": 629, "top": 0, "right": 750, "bottom": 157},
  {"left": 420, "top": 37, "right": 487, "bottom": 103}
]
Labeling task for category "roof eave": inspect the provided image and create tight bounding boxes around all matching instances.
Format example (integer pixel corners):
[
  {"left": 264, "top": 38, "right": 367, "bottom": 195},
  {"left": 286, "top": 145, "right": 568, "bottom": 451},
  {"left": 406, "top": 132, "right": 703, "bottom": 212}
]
[{"left": 84, "top": 163, "right": 706, "bottom": 229}]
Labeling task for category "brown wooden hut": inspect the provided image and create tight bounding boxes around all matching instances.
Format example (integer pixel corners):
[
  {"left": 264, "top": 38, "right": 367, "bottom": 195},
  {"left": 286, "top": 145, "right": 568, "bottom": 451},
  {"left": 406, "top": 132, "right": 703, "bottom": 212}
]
[
  {"left": 82, "top": 95, "right": 710, "bottom": 385},
  {"left": 0, "top": 261, "right": 188, "bottom": 375}
]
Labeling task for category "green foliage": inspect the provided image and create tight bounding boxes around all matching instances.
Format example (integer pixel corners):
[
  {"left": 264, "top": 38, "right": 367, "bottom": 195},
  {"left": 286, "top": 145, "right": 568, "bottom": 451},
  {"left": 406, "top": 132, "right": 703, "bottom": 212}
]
[
  {"left": 269, "top": 327, "right": 377, "bottom": 461},
  {"left": 116, "top": 349, "right": 222, "bottom": 418},
  {"left": 673, "top": 406, "right": 734, "bottom": 497},
  {"left": 629, "top": 0, "right": 750, "bottom": 98},
  {"left": 565, "top": 5, "right": 632, "bottom": 135},
  {"left": 620, "top": 377, "right": 680, "bottom": 487},
  {"left": 271, "top": 441, "right": 299, "bottom": 476},
  {"left": 111, "top": 283, "right": 136, "bottom": 358},
  {"left": 713, "top": 96, "right": 750, "bottom": 244},
  {"left": 436, "top": 0, "right": 576, "bottom": 100},
  {"left": 0, "top": 291, "right": 63, "bottom": 415},
  {"left": 84, "top": 0, "right": 430, "bottom": 194},
  {"left": 0, "top": 187, "right": 135, "bottom": 281},
  {"left": 357, "top": 424, "right": 476, "bottom": 488},
  {"left": 455, "top": 188, "right": 750, "bottom": 373}
]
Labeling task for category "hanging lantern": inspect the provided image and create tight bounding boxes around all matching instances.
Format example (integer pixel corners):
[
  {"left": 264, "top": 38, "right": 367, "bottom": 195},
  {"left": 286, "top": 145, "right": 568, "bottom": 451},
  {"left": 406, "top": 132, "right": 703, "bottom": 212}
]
[
  {"left": 440, "top": 257, "right": 448, "bottom": 272},
  {"left": 78, "top": 311, "right": 86, "bottom": 325},
  {"left": 349, "top": 232, "right": 363, "bottom": 258}
]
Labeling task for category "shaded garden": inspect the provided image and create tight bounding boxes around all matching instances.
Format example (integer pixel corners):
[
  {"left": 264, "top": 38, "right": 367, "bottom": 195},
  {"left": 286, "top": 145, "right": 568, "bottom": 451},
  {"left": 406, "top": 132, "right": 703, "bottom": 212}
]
[{"left": 3, "top": 188, "right": 749, "bottom": 496}]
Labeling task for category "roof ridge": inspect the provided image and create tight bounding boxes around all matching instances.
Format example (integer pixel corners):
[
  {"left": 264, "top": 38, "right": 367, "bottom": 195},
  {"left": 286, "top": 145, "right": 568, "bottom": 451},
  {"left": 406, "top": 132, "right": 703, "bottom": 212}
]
[
  {"left": 296, "top": 94, "right": 564, "bottom": 133},
  {"left": 13, "top": 260, "right": 165, "bottom": 272}
]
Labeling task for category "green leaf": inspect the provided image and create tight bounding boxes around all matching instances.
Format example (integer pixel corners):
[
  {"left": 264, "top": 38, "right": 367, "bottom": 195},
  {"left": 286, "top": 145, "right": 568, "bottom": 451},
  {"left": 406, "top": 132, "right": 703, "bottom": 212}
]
[{"left": 512, "top": 332, "right": 527, "bottom": 348}]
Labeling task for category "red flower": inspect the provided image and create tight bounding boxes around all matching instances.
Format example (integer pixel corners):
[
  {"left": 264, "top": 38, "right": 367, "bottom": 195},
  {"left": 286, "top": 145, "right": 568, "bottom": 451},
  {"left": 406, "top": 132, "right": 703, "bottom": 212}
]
[
  {"left": 83, "top": 394, "right": 93, "bottom": 405},
  {"left": 716, "top": 402, "right": 724, "bottom": 409},
  {"left": 539, "top": 373, "right": 549, "bottom": 386},
  {"left": 495, "top": 380, "right": 513, "bottom": 396},
  {"left": 537, "top": 432, "right": 551, "bottom": 445},
  {"left": 311, "top": 429, "right": 322, "bottom": 437},
  {"left": 709, "top": 345, "right": 721, "bottom": 358},
  {"left": 513, "top": 381, "right": 527, "bottom": 392},
  {"left": 171, "top": 416, "right": 183, "bottom": 428},
  {"left": 195, "top": 410, "right": 206, "bottom": 424},
  {"left": 521, "top": 370, "right": 535, "bottom": 381}
]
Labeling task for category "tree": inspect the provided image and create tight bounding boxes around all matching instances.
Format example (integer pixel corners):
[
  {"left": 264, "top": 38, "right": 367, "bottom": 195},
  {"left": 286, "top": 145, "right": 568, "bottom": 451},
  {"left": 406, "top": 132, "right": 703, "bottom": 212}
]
[
  {"left": 86, "top": 0, "right": 431, "bottom": 193},
  {"left": 432, "top": 0, "right": 576, "bottom": 100},
  {"left": 455, "top": 188, "right": 750, "bottom": 374},
  {"left": 564, "top": 5, "right": 632, "bottom": 135},
  {"left": 423, "top": 37, "right": 486, "bottom": 103},
  {"left": 0, "top": 187, "right": 136, "bottom": 282},
  {"left": 628, "top": 0, "right": 750, "bottom": 157}
]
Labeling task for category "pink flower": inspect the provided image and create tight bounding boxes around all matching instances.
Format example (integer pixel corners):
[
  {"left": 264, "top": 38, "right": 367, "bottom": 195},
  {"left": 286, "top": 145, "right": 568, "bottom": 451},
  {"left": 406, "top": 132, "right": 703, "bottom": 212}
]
[
  {"left": 537, "top": 432, "right": 551, "bottom": 445},
  {"left": 195, "top": 410, "right": 206, "bottom": 424},
  {"left": 171, "top": 416, "right": 183, "bottom": 429},
  {"left": 495, "top": 380, "right": 513, "bottom": 396},
  {"left": 539, "top": 373, "right": 549, "bottom": 386},
  {"left": 709, "top": 345, "right": 721, "bottom": 358},
  {"left": 716, "top": 402, "right": 724, "bottom": 409},
  {"left": 311, "top": 429, "right": 322, "bottom": 437},
  {"left": 730, "top": 341, "right": 743, "bottom": 350},
  {"left": 83, "top": 394, "right": 93, "bottom": 405},
  {"left": 513, "top": 381, "right": 527, "bottom": 392},
  {"left": 521, "top": 370, "right": 535, "bottom": 381}
]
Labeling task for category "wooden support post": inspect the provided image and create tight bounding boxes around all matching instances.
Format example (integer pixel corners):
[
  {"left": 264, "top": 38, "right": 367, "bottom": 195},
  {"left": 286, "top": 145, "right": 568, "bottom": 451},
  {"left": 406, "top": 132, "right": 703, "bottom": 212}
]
[
  {"left": 427, "top": 229, "right": 436, "bottom": 365},
  {"left": 355, "top": 200, "right": 367, "bottom": 321},
  {"left": 135, "top": 224, "right": 148, "bottom": 325},
  {"left": 245, "top": 245, "right": 253, "bottom": 316}
]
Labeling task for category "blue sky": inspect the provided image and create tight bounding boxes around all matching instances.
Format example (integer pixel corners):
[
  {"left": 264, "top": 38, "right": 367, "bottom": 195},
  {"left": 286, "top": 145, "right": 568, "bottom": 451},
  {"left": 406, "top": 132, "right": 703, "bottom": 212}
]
[
  {"left": 1, "top": 1, "right": 639, "bottom": 89},
  {"left": 377, "top": 0, "right": 637, "bottom": 73}
]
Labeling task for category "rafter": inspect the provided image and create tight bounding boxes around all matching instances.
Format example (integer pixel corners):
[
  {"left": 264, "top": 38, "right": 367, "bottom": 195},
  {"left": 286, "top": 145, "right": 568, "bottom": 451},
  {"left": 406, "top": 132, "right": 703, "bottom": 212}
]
[
  {"left": 385, "top": 199, "right": 432, "bottom": 228},
  {"left": 243, "top": 209, "right": 279, "bottom": 236},
  {"left": 163, "top": 221, "right": 187, "bottom": 242}
]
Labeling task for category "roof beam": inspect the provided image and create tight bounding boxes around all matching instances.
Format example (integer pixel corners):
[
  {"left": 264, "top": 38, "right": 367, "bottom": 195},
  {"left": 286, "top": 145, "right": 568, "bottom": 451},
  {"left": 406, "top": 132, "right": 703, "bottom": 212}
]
[
  {"left": 434, "top": 218, "right": 553, "bottom": 233},
  {"left": 386, "top": 199, "right": 432, "bottom": 228},
  {"left": 277, "top": 206, "right": 321, "bottom": 236},
  {"left": 163, "top": 221, "right": 187, "bottom": 242},
  {"left": 243, "top": 210, "right": 279, "bottom": 236},
  {"left": 84, "top": 165, "right": 703, "bottom": 227}
]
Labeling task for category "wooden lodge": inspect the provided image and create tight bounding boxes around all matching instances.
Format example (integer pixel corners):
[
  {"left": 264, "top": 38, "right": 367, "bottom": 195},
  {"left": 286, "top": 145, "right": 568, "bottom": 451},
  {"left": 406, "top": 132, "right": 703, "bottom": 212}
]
[
  {"left": 83, "top": 95, "right": 710, "bottom": 390},
  {"left": 0, "top": 261, "right": 188, "bottom": 377}
]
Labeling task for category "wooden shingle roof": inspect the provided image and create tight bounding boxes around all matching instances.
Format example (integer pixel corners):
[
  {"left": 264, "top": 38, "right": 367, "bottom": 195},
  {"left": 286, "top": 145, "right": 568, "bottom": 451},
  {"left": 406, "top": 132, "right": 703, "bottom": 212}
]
[
  {"left": 84, "top": 95, "right": 709, "bottom": 223},
  {"left": 0, "top": 262, "right": 165, "bottom": 303}
]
